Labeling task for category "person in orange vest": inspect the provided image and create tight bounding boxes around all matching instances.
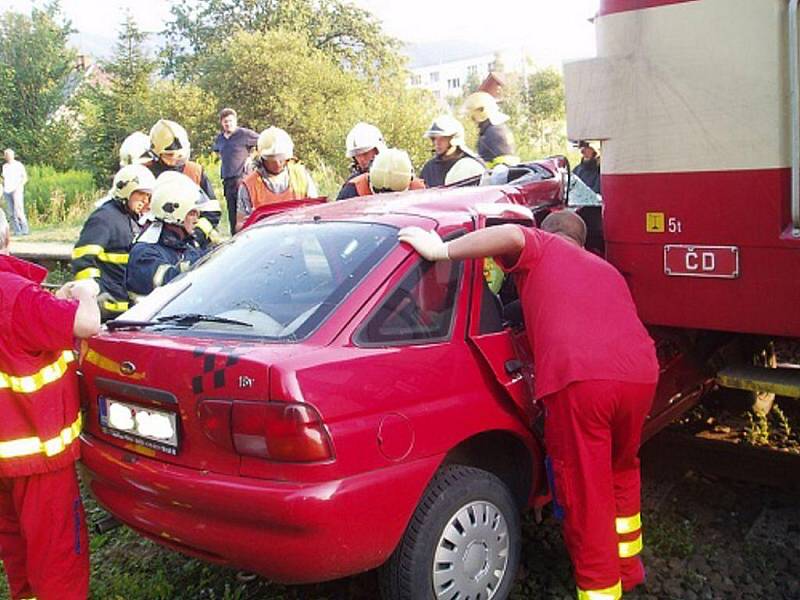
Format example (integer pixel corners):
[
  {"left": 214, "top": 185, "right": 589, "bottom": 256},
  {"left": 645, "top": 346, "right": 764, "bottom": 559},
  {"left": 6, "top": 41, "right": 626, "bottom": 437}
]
[
  {"left": 235, "top": 127, "right": 318, "bottom": 232},
  {"left": 147, "top": 120, "right": 221, "bottom": 247},
  {"left": 398, "top": 211, "right": 658, "bottom": 600},
  {"left": 335, "top": 122, "right": 386, "bottom": 199},
  {"left": 336, "top": 148, "right": 425, "bottom": 200},
  {"left": 0, "top": 210, "right": 101, "bottom": 600}
]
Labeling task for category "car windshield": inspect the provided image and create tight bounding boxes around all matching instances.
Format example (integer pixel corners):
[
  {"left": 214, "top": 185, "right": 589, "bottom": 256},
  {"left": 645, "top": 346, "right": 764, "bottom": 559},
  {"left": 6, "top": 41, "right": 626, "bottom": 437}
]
[{"left": 123, "top": 221, "right": 398, "bottom": 340}]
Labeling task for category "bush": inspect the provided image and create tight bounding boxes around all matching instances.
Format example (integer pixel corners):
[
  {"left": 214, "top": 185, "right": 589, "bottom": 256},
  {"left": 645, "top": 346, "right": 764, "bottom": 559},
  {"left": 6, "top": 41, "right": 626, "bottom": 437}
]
[{"left": 23, "top": 165, "right": 100, "bottom": 226}]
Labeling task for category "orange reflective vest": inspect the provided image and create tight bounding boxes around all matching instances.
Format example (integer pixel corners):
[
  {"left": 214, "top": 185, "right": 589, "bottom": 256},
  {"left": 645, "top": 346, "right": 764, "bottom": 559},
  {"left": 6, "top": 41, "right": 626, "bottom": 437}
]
[
  {"left": 242, "top": 162, "right": 311, "bottom": 208},
  {"left": 182, "top": 161, "right": 203, "bottom": 185},
  {"left": 0, "top": 256, "right": 81, "bottom": 477},
  {"left": 350, "top": 173, "right": 426, "bottom": 196}
]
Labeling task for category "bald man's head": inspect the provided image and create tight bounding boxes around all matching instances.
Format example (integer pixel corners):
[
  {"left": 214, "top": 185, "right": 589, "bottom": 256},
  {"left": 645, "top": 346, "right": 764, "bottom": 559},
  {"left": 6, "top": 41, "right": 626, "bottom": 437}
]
[{"left": 540, "top": 211, "right": 587, "bottom": 247}]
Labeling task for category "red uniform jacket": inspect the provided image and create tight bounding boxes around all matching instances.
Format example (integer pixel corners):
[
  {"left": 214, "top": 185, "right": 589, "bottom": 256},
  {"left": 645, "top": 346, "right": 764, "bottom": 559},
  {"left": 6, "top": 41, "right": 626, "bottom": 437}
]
[{"left": 0, "top": 255, "right": 81, "bottom": 477}]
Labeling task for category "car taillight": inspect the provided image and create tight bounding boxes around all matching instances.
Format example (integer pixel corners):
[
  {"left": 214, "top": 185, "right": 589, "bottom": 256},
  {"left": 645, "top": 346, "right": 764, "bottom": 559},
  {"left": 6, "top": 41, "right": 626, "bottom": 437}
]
[
  {"left": 197, "top": 400, "right": 234, "bottom": 452},
  {"left": 231, "top": 401, "right": 333, "bottom": 463}
]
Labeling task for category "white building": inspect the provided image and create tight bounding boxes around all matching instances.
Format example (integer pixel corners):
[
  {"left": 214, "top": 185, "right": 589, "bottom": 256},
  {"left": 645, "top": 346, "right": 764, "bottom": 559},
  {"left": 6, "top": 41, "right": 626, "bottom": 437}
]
[{"left": 406, "top": 45, "right": 531, "bottom": 100}]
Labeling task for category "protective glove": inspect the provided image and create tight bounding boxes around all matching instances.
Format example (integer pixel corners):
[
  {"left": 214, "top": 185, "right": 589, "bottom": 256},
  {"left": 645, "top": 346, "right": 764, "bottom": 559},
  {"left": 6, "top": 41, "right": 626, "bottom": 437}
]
[{"left": 397, "top": 226, "right": 450, "bottom": 261}]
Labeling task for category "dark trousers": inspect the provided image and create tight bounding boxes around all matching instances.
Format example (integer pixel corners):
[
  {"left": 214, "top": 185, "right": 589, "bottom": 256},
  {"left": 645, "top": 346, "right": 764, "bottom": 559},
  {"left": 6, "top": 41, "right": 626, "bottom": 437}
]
[{"left": 223, "top": 177, "right": 242, "bottom": 235}]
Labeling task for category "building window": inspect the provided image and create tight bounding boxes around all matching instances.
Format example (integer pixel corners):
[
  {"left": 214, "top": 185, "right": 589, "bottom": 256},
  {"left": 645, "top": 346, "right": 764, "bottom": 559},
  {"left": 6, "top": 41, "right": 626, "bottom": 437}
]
[
  {"left": 410, "top": 74, "right": 422, "bottom": 86},
  {"left": 467, "top": 65, "right": 478, "bottom": 76},
  {"left": 430, "top": 71, "right": 440, "bottom": 83},
  {"left": 447, "top": 78, "right": 461, "bottom": 89},
  {"left": 488, "top": 62, "right": 496, "bottom": 72}
]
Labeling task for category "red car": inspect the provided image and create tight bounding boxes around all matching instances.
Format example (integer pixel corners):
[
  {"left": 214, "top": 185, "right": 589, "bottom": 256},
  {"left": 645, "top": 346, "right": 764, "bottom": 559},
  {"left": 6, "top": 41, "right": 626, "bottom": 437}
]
[{"left": 78, "top": 161, "right": 694, "bottom": 599}]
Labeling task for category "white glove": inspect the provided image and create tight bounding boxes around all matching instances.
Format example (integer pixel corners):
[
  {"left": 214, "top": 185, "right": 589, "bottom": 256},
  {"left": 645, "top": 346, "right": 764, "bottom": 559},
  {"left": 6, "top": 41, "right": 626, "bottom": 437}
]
[{"left": 397, "top": 226, "right": 450, "bottom": 261}]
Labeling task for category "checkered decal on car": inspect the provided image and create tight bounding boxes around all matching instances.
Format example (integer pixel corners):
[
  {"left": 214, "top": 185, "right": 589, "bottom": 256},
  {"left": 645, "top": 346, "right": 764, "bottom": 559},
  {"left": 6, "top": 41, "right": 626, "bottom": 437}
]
[{"left": 191, "top": 346, "right": 244, "bottom": 394}]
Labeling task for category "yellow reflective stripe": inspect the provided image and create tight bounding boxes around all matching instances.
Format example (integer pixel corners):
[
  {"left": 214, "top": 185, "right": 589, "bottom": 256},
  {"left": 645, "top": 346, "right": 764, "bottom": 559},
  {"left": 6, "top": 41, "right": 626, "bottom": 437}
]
[
  {"left": 128, "top": 290, "right": 145, "bottom": 304},
  {"left": 616, "top": 513, "right": 642, "bottom": 535},
  {"left": 577, "top": 581, "right": 622, "bottom": 600},
  {"left": 0, "top": 413, "right": 81, "bottom": 459},
  {"left": 619, "top": 534, "right": 643, "bottom": 558},
  {"left": 75, "top": 267, "right": 101, "bottom": 280},
  {"left": 102, "top": 300, "right": 129, "bottom": 312},
  {"left": 83, "top": 348, "right": 145, "bottom": 380},
  {"left": 98, "top": 252, "right": 128, "bottom": 264},
  {"left": 287, "top": 161, "right": 309, "bottom": 197},
  {"left": 195, "top": 217, "right": 213, "bottom": 235},
  {"left": 72, "top": 245, "right": 129, "bottom": 264},
  {"left": 72, "top": 244, "right": 104, "bottom": 259},
  {"left": 0, "top": 351, "right": 75, "bottom": 394},
  {"left": 486, "top": 154, "right": 520, "bottom": 169},
  {"left": 153, "top": 263, "right": 171, "bottom": 288}
]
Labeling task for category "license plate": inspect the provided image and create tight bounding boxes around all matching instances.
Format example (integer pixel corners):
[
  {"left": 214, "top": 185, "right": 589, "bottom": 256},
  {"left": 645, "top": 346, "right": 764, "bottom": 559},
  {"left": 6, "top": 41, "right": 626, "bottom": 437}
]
[
  {"left": 664, "top": 245, "right": 739, "bottom": 279},
  {"left": 98, "top": 396, "right": 179, "bottom": 455}
]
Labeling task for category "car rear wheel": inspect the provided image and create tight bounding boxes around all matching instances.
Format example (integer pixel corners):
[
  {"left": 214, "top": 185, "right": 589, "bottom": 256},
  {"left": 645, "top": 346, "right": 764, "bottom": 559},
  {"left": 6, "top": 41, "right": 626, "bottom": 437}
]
[{"left": 379, "top": 464, "right": 521, "bottom": 600}]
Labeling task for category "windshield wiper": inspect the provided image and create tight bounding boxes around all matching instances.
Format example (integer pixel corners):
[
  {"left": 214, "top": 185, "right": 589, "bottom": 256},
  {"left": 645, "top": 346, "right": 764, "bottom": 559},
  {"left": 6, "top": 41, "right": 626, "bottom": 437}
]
[
  {"left": 106, "top": 313, "right": 253, "bottom": 330},
  {"left": 157, "top": 313, "right": 253, "bottom": 327}
]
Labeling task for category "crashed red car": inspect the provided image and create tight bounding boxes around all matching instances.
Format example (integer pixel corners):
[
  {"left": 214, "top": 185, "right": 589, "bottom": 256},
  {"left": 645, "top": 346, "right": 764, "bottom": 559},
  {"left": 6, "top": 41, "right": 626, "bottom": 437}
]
[{"left": 78, "top": 160, "right": 694, "bottom": 599}]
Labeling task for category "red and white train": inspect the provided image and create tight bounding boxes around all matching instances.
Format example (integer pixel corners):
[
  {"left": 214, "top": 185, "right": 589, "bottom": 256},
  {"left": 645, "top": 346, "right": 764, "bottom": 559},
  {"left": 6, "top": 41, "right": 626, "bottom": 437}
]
[{"left": 564, "top": 0, "right": 800, "bottom": 424}]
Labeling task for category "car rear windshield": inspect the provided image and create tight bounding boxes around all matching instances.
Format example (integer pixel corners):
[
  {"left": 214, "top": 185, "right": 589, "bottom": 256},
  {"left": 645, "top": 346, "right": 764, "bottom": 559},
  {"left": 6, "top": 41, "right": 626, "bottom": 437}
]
[{"left": 130, "top": 222, "right": 398, "bottom": 340}]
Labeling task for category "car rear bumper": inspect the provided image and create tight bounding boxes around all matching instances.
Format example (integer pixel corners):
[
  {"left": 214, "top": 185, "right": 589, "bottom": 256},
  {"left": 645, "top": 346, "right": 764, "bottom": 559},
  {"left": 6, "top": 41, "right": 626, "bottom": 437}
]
[{"left": 80, "top": 433, "right": 442, "bottom": 583}]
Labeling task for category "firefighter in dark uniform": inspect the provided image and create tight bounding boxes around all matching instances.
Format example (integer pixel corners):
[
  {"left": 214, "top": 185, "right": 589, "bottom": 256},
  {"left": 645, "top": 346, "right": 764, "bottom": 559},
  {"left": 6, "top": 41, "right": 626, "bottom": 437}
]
[
  {"left": 337, "top": 148, "right": 426, "bottom": 199},
  {"left": 573, "top": 140, "right": 602, "bottom": 194},
  {"left": 71, "top": 164, "right": 155, "bottom": 321},
  {"left": 420, "top": 114, "right": 485, "bottom": 187},
  {"left": 463, "top": 92, "right": 519, "bottom": 169},
  {"left": 126, "top": 171, "right": 209, "bottom": 298},
  {"left": 335, "top": 122, "right": 386, "bottom": 199},
  {"left": 147, "top": 119, "right": 221, "bottom": 247}
]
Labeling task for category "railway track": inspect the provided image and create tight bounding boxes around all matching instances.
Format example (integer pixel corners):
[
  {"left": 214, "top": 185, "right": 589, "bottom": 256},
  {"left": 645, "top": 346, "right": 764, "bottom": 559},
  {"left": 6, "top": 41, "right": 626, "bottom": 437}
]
[{"left": 643, "top": 427, "right": 800, "bottom": 491}]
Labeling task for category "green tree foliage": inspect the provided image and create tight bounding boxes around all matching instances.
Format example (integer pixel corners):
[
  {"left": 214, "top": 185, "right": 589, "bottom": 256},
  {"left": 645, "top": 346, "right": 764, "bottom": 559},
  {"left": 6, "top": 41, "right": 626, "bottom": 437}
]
[
  {"left": 81, "top": 15, "right": 217, "bottom": 184},
  {"left": 163, "top": 0, "right": 402, "bottom": 81},
  {"left": 0, "top": 2, "right": 77, "bottom": 166},
  {"left": 503, "top": 66, "right": 567, "bottom": 159},
  {"left": 198, "top": 29, "right": 435, "bottom": 175}
]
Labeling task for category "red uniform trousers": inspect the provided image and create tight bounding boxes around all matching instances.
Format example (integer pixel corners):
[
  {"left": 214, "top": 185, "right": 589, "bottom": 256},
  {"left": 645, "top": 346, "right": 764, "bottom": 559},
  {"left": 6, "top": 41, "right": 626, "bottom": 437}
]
[
  {"left": 0, "top": 466, "right": 89, "bottom": 600},
  {"left": 542, "top": 379, "right": 655, "bottom": 599}
]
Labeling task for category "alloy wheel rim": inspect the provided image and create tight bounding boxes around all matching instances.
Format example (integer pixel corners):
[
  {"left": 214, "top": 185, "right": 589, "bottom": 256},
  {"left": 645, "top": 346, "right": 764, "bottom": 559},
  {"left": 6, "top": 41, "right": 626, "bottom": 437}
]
[{"left": 432, "top": 500, "right": 510, "bottom": 600}]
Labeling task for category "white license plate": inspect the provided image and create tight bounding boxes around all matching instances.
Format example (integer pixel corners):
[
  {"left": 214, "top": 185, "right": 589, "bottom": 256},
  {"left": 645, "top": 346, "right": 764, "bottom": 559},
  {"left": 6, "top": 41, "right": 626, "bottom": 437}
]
[{"left": 98, "top": 396, "right": 179, "bottom": 455}]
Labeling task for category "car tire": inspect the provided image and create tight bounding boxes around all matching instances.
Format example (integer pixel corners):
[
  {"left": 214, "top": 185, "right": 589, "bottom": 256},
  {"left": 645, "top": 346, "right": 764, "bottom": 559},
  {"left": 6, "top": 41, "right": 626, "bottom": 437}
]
[{"left": 379, "top": 464, "right": 521, "bottom": 600}]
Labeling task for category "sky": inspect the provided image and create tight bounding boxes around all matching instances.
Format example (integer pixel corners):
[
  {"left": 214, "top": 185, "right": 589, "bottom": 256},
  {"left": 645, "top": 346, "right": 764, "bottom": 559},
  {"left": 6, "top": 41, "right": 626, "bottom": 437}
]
[{"left": 6, "top": 0, "right": 600, "bottom": 66}]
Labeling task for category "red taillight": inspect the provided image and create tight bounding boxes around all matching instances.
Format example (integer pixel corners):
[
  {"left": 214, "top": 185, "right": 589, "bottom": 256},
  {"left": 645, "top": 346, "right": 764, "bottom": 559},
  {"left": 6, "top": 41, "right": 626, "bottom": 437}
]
[
  {"left": 232, "top": 401, "right": 333, "bottom": 463},
  {"left": 197, "top": 400, "right": 234, "bottom": 452}
]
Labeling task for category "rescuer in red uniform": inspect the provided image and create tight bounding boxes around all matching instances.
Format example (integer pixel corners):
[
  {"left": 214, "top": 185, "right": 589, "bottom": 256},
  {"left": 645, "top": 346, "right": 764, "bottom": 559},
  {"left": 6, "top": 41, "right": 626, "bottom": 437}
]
[
  {"left": 399, "top": 212, "right": 659, "bottom": 599},
  {"left": 0, "top": 210, "right": 101, "bottom": 600}
]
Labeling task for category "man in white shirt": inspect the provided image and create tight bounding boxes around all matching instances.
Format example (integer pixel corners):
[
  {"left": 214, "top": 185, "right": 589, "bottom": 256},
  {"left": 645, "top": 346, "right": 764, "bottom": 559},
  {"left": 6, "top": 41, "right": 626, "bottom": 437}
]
[{"left": 1, "top": 149, "right": 29, "bottom": 236}]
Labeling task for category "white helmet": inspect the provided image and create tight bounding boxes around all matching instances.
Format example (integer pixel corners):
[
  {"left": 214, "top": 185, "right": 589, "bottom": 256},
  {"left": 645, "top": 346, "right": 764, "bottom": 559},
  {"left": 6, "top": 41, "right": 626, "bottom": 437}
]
[
  {"left": 424, "top": 114, "right": 467, "bottom": 152},
  {"left": 345, "top": 122, "right": 386, "bottom": 158},
  {"left": 369, "top": 148, "right": 414, "bottom": 193},
  {"left": 112, "top": 164, "right": 156, "bottom": 202},
  {"left": 444, "top": 157, "right": 486, "bottom": 185},
  {"left": 119, "top": 132, "right": 152, "bottom": 167},
  {"left": 257, "top": 126, "right": 294, "bottom": 159},
  {"left": 462, "top": 92, "right": 509, "bottom": 126},
  {"left": 150, "top": 119, "right": 191, "bottom": 162},
  {"left": 150, "top": 171, "right": 204, "bottom": 225}
]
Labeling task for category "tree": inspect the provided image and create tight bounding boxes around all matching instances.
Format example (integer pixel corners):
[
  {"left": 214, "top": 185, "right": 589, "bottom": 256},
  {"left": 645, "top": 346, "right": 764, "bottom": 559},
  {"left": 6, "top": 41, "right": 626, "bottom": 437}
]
[
  {"left": 500, "top": 66, "right": 567, "bottom": 159},
  {"left": 162, "top": 0, "right": 402, "bottom": 82},
  {"left": 80, "top": 15, "right": 217, "bottom": 184},
  {"left": 198, "top": 29, "right": 435, "bottom": 175},
  {"left": 0, "top": 2, "right": 77, "bottom": 166}
]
